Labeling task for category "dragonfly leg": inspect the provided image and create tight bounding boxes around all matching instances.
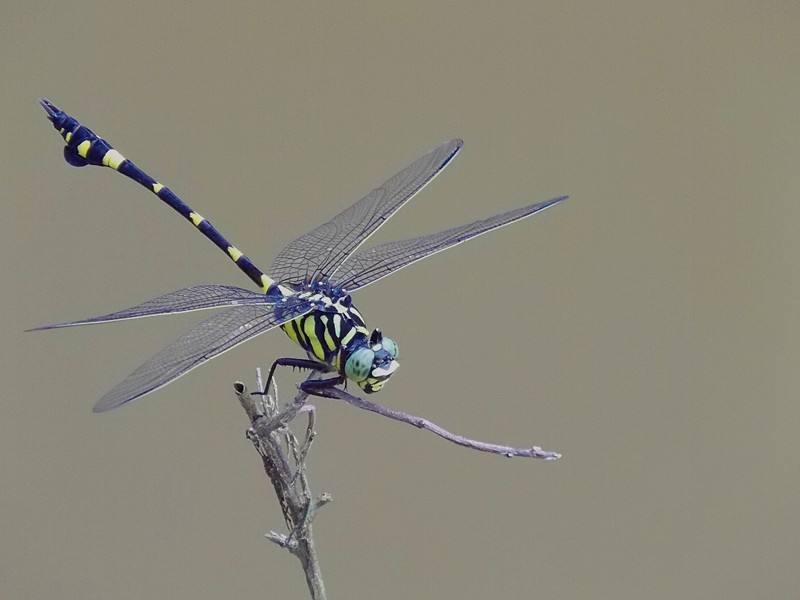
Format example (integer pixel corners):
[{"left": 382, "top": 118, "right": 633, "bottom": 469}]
[
  {"left": 257, "top": 357, "right": 329, "bottom": 397},
  {"left": 300, "top": 374, "right": 346, "bottom": 399}
]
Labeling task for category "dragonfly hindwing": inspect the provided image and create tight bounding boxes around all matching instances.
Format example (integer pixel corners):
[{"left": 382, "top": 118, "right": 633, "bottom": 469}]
[{"left": 93, "top": 298, "right": 314, "bottom": 412}]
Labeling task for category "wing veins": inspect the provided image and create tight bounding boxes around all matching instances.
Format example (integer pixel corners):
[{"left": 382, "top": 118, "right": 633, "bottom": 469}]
[
  {"left": 28, "top": 284, "right": 271, "bottom": 331},
  {"left": 92, "top": 299, "right": 313, "bottom": 412},
  {"left": 334, "top": 196, "right": 568, "bottom": 291},
  {"left": 269, "top": 139, "right": 463, "bottom": 286}
]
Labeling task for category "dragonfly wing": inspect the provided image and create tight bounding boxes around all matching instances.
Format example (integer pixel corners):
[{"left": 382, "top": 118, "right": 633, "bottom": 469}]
[
  {"left": 28, "top": 284, "right": 271, "bottom": 331},
  {"left": 269, "top": 139, "right": 463, "bottom": 286},
  {"left": 92, "top": 298, "right": 314, "bottom": 412},
  {"left": 333, "top": 196, "right": 568, "bottom": 291}
]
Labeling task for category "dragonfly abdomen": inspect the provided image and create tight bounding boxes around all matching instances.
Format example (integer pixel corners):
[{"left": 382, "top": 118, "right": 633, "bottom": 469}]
[{"left": 38, "top": 98, "right": 286, "bottom": 297}]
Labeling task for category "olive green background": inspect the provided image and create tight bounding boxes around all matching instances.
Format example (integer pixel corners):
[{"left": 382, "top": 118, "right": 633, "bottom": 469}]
[{"left": 2, "top": 2, "right": 798, "bottom": 598}]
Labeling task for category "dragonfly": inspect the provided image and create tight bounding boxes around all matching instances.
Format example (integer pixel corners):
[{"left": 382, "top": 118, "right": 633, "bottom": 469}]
[{"left": 33, "top": 98, "right": 567, "bottom": 413}]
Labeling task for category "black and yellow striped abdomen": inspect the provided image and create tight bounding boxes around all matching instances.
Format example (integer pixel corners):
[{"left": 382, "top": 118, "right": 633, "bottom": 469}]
[{"left": 38, "top": 98, "right": 290, "bottom": 298}]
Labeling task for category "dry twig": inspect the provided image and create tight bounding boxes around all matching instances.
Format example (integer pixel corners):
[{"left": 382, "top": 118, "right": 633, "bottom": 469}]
[{"left": 234, "top": 368, "right": 560, "bottom": 599}]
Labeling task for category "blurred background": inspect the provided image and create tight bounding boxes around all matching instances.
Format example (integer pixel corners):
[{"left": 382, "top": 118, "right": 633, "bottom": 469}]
[{"left": 2, "top": 2, "right": 798, "bottom": 598}]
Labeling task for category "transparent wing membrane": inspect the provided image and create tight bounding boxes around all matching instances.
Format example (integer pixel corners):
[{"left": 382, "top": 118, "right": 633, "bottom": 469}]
[
  {"left": 28, "top": 285, "right": 271, "bottom": 331},
  {"left": 270, "top": 139, "right": 463, "bottom": 286},
  {"left": 334, "top": 196, "right": 568, "bottom": 291},
  {"left": 92, "top": 299, "right": 313, "bottom": 412}
]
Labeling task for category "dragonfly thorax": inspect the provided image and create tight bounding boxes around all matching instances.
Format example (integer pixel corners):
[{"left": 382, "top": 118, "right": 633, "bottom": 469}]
[
  {"left": 279, "top": 292, "right": 398, "bottom": 392},
  {"left": 306, "top": 278, "right": 349, "bottom": 300}
]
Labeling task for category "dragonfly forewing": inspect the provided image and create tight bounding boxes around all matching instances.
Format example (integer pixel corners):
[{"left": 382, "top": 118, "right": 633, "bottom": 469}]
[
  {"left": 270, "top": 139, "right": 463, "bottom": 286},
  {"left": 28, "top": 284, "right": 272, "bottom": 331}
]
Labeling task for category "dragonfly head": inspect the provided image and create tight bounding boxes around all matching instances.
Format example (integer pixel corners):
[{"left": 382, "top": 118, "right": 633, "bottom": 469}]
[{"left": 344, "top": 328, "right": 399, "bottom": 393}]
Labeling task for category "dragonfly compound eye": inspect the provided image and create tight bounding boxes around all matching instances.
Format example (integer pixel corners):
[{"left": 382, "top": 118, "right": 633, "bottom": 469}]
[
  {"left": 345, "top": 347, "right": 375, "bottom": 382},
  {"left": 381, "top": 336, "right": 398, "bottom": 360}
]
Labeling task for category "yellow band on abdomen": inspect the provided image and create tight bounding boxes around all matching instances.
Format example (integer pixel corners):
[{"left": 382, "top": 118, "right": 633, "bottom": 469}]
[{"left": 102, "top": 149, "right": 126, "bottom": 170}]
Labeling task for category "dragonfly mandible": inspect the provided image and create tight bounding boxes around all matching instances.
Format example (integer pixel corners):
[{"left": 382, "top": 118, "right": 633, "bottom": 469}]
[{"left": 32, "top": 99, "right": 567, "bottom": 412}]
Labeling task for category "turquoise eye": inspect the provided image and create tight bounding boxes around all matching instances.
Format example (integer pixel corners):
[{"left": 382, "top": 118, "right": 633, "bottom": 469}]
[
  {"left": 345, "top": 347, "right": 375, "bottom": 382},
  {"left": 382, "top": 337, "right": 399, "bottom": 359}
]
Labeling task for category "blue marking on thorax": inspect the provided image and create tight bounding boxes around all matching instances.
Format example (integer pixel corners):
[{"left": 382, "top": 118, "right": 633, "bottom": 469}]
[{"left": 308, "top": 278, "right": 351, "bottom": 301}]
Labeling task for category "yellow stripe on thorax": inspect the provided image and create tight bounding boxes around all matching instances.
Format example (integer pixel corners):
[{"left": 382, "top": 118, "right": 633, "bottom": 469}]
[
  {"left": 340, "top": 327, "right": 358, "bottom": 347},
  {"left": 281, "top": 322, "right": 300, "bottom": 344},
  {"left": 320, "top": 316, "right": 336, "bottom": 352},
  {"left": 303, "top": 316, "right": 325, "bottom": 360},
  {"left": 332, "top": 314, "right": 342, "bottom": 337}
]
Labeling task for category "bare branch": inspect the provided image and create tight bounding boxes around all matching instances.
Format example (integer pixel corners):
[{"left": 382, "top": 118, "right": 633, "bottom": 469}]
[{"left": 325, "top": 386, "right": 562, "bottom": 460}]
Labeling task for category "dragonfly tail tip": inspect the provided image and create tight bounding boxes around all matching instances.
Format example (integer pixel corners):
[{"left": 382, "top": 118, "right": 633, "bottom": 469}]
[{"left": 38, "top": 97, "right": 61, "bottom": 119}]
